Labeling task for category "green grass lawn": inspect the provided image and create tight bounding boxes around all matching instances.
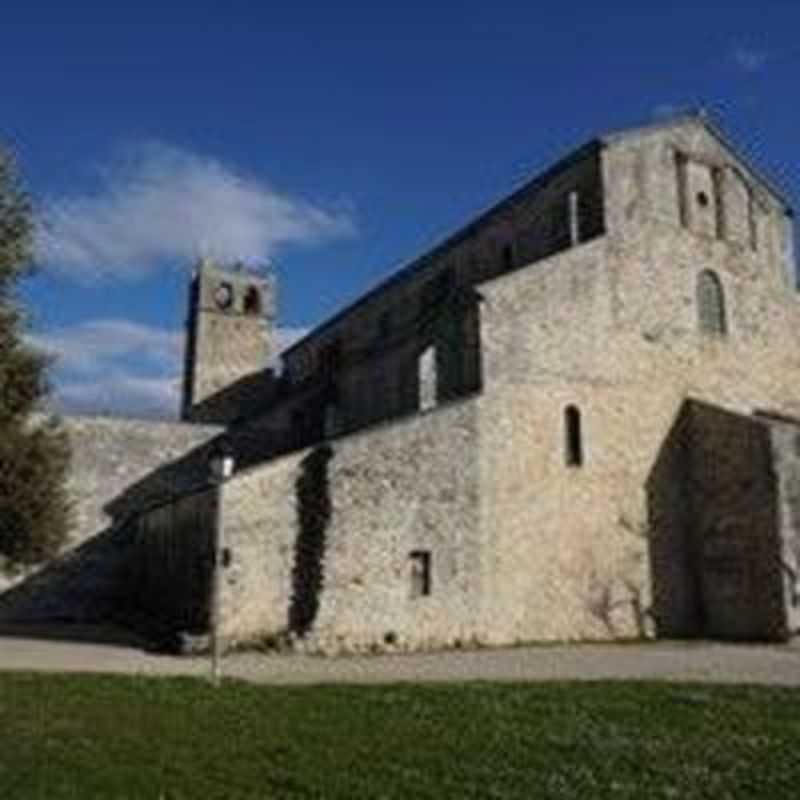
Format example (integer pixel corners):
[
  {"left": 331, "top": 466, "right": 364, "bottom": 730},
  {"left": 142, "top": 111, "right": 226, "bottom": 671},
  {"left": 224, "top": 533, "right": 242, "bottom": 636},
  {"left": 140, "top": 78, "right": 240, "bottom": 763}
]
[{"left": 1, "top": 673, "right": 799, "bottom": 799}]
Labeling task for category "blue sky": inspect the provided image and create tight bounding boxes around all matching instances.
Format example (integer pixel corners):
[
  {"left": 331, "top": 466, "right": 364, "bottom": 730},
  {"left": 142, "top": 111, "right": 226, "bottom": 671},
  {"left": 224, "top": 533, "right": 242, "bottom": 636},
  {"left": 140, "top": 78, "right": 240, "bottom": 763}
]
[{"left": 6, "top": 0, "right": 799, "bottom": 417}]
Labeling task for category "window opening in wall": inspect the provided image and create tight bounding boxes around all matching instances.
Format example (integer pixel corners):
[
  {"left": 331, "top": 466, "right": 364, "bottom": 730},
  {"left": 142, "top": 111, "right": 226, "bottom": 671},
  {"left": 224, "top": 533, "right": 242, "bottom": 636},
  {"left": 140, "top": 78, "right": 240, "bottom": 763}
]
[
  {"left": 747, "top": 188, "right": 759, "bottom": 251},
  {"left": 243, "top": 286, "right": 262, "bottom": 315},
  {"left": 696, "top": 191, "right": 709, "bottom": 208},
  {"left": 568, "top": 191, "right": 581, "bottom": 246},
  {"left": 323, "top": 401, "right": 340, "bottom": 438},
  {"left": 502, "top": 244, "right": 514, "bottom": 271},
  {"left": 214, "top": 281, "right": 234, "bottom": 310},
  {"left": 711, "top": 167, "right": 726, "bottom": 239},
  {"left": 418, "top": 345, "right": 438, "bottom": 412},
  {"left": 675, "top": 150, "right": 689, "bottom": 228},
  {"left": 409, "top": 550, "right": 432, "bottom": 598},
  {"left": 565, "top": 405, "right": 584, "bottom": 467},
  {"left": 697, "top": 269, "right": 727, "bottom": 336}
]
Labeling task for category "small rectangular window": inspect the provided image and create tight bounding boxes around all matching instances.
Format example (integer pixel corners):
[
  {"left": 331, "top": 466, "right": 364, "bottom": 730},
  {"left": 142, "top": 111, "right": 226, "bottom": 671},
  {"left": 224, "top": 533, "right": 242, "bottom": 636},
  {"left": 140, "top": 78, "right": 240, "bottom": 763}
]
[
  {"left": 747, "top": 188, "right": 759, "bottom": 251},
  {"left": 568, "top": 191, "right": 581, "bottom": 246},
  {"left": 418, "top": 346, "right": 438, "bottom": 412},
  {"left": 502, "top": 244, "right": 514, "bottom": 270},
  {"left": 323, "top": 402, "right": 340, "bottom": 438},
  {"left": 409, "top": 550, "right": 432, "bottom": 598},
  {"left": 675, "top": 150, "right": 689, "bottom": 228},
  {"left": 711, "top": 166, "right": 726, "bottom": 239},
  {"left": 565, "top": 405, "right": 584, "bottom": 467}
]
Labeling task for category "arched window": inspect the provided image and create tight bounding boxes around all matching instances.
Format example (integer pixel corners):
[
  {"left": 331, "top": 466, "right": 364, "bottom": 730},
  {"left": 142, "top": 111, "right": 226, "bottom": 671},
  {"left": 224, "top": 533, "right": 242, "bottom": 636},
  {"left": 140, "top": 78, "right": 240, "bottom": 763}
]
[
  {"left": 696, "top": 270, "right": 727, "bottom": 335},
  {"left": 565, "top": 405, "right": 583, "bottom": 467},
  {"left": 243, "top": 286, "right": 262, "bottom": 316}
]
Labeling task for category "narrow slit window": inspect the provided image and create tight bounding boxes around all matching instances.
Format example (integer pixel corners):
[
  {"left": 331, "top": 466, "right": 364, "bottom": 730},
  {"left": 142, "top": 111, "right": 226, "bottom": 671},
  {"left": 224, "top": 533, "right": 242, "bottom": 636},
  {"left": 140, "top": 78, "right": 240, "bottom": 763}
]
[
  {"left": 675, "top": 151, "right": 689, "bottom": 228},
  {"left": 565, "top": 405, "right": 584, "bottom": 467},
  {"left": 323, "top": 402, "right": 340, "bottom": 438},
  {"left": 409, "top": 550, "right": 432, "bottom": 598},
  {"left": 418, "top": 345, "right": 438, "bottom": 412},
  {"left": 502, "top": 244, "right": 514, "bottom": 271},
  {"left": 568, "top": 191, "right": 581, "bottom": 246},
  {"left": 711, "top": 167, "right": 726, "bottom": 239},
  {"left": 747, "top": 188, "right": 759, "bottom": 251}
]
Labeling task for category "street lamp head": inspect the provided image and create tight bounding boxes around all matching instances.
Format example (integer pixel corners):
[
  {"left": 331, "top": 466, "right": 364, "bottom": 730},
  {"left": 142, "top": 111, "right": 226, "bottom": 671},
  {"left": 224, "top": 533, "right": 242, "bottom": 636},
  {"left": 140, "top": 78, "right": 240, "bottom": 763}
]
[{"left": 208, "top": 435, "right": 236, "bottom": 483}]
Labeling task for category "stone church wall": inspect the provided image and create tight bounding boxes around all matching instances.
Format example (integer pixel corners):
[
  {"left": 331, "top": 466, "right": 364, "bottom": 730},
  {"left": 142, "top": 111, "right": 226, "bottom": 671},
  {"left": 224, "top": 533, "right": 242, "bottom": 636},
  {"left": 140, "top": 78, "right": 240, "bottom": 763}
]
[
  {"left": 215, "top": 397, "right": 482, "bottom": 651},
  {"left": 278, "top": 147, "right": 604, "bottom": 437},
  {"left": 469, "top": 120, "right": 800, "bottom": 646},
  {"left": 474, "top": 237, "right": 656, "bottom": 644},
  {"left": 15, "top": 116, "right": 798, "bottom": 649}
]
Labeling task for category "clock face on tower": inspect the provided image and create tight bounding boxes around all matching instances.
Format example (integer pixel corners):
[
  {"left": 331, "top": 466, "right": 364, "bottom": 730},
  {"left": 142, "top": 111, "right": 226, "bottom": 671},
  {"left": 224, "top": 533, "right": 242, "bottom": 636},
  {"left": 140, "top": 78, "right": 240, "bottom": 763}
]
[{"left": 214, "top": 282, "right": 234, "bottom": 310}]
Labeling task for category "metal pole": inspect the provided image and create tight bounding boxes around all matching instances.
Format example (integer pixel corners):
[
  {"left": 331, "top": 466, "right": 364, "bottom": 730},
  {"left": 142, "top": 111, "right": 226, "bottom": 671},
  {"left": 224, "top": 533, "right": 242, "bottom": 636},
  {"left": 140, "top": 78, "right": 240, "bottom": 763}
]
[{"left": 210, "top": 479, "right": 224, "bottom": 687}]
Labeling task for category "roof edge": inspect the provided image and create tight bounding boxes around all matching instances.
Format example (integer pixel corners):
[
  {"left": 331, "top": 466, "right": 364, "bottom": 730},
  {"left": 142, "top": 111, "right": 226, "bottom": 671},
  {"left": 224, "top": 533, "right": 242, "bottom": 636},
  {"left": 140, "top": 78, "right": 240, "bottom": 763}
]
[
  {"left": 601, "top": 110, "right": 794, "bottom": 215},
  {"left": 283, "top": 138, "right": 604, "bottom": 358}
]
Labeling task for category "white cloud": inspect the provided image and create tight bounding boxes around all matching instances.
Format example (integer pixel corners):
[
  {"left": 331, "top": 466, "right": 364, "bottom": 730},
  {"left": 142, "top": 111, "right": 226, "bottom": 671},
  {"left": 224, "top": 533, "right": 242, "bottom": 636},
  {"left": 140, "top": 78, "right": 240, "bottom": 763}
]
[
  {"left": 58, "top": 373, "right": 181, "bottom": 420},
  {"left": 28, "top": 319, "right": 182, "bottom": 376},
  {"left": 732, "top": 46, "right": 769, "bottom": 73},
  {"left": 37, "top": 142, "right": 356, "bottom": 282},
  {"left": 28, "top": 318, "right": 311, "bottom": 418}
]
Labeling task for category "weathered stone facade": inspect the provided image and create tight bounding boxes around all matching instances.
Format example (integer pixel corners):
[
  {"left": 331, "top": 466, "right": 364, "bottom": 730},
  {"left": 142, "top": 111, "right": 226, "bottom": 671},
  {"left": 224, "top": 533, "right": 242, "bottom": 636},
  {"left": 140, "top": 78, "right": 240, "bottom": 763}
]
[{"left": 9, "top": 113, "right": 799, "bottom": 649}]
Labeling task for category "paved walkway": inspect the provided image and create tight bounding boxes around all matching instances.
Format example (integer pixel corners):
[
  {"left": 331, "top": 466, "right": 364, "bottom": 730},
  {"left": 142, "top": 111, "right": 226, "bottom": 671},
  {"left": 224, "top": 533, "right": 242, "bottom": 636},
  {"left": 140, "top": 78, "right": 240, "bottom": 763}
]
[{"left": 0, "top": 625, "right": 799, "bottom": 686}]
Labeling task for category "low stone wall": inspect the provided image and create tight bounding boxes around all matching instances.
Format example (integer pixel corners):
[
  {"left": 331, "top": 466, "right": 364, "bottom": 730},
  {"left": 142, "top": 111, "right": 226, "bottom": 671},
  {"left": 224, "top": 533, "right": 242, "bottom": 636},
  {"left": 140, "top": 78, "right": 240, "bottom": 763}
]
[
  {"left": 0, "top": 414, "right": 220, "bottom": 623},
  {"left": 62, "top": 414, "right": 222, "bottom": 539}
]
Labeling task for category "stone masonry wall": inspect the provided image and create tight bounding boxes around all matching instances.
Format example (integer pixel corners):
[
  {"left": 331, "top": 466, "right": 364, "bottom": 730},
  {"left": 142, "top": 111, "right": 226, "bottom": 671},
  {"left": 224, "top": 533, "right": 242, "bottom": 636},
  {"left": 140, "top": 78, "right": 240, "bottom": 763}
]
[
  {"left": 216, "top": 398, "right": 482, "bottom": 652},
  {"left": 109, "top": 119, "right": 800, "bottom": 650},
  {"left": 62, "top": 414, "right": 221, "bottom": 539},
  {"left": 277, "top": 149, "right": 604, "bottom": 435},
  {"left": 688, "top": 403, "right": 785, "bottom": 640},
  {"left": 472, "top": 118, "right": 800, "bottom": 645},
  {"left": 129, "top": 119, "right": 799, "bottom": 651}
]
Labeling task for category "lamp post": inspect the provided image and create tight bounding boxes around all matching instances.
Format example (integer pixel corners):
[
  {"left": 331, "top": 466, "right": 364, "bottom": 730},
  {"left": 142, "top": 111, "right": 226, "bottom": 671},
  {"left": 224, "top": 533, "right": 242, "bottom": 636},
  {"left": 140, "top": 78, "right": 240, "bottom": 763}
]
[{"left": 207, "top": 435, "right": 235, "bottom": 687}]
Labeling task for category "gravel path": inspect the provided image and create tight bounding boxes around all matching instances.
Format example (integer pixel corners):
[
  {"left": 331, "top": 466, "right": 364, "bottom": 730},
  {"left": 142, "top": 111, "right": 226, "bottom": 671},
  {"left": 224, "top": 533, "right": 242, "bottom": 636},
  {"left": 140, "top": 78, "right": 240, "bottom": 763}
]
[{"left": 1, "top": 625, "right": 799, "bottom": 686}]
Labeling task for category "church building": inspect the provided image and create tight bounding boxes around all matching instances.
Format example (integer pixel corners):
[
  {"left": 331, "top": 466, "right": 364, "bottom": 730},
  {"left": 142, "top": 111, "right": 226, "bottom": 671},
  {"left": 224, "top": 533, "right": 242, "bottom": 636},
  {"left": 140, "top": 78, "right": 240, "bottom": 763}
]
[{"left": 4, "top": 113, "right": 799, "bottom": 651}]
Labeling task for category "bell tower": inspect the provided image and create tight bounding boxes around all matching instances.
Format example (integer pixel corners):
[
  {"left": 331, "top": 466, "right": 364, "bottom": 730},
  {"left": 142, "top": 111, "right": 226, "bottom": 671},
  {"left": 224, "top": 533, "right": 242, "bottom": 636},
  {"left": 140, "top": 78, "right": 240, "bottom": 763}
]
[{"left": 181, "top": 258, "right": 276, "bottom": 424}]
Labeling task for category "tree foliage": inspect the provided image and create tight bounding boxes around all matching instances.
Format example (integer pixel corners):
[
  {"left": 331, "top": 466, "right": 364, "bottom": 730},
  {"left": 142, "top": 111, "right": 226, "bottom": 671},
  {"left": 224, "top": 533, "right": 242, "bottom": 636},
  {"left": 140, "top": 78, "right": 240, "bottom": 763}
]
[{"left": 0, "top": 148, "right": 71, "bottom": 569}]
